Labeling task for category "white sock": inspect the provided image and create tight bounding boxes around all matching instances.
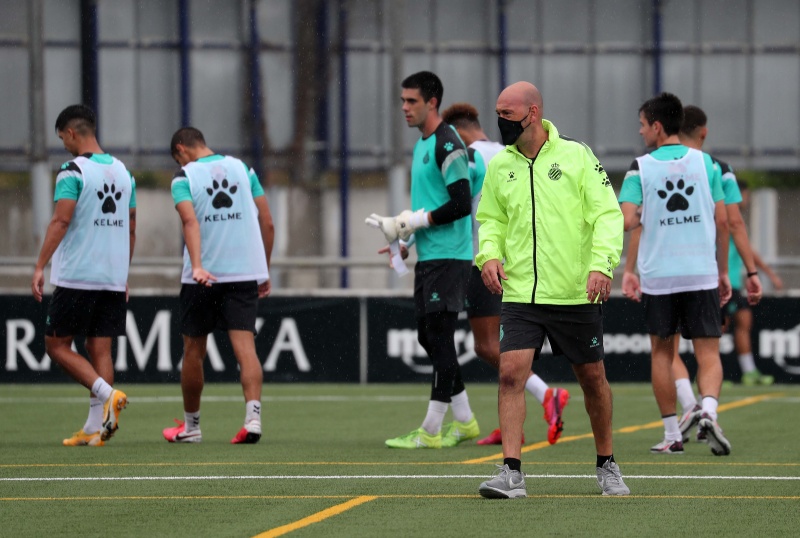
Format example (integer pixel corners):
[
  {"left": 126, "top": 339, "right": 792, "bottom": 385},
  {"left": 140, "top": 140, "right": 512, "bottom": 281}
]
[
  {"left": 83, "top": 396, "right": 104, "bottom": 433},
  {"left": 675, "top": 378, "right": 698, "bottom": 412},
  {"left": 525, "top": 374, "right": 548, "bottom": 404},
  {"left": 449, "top": 390, "right": 473, "bottom": 423},
  {"left": 701, "top": 396, "right": 719, "bottom": 421},
  {"left": 662, "top": 415, "right": 681, "bottom": 442},
  {"left": 184, "top": 411, "right": 201, "bottom": 432},
  {"left": 91, "top": 378, "right": 113, "bottom": 403},
  {"left": 421, "top": 400, "right": 449, "bottom": 435},
  {"left": 738, "top": 353, "right": 756, "bottom": 374},
  {"left": 245, "top": 400, "right": 262, "bottom": 428}
]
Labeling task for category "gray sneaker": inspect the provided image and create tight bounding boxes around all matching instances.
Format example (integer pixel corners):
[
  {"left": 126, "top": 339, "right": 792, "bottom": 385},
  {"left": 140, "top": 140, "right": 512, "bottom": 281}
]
[
  {"left": 698, "top": 413, "right": 731, "bottom": 456},
  {"left": 596, "top": 460, "right": 630, "bottom": 496},
  {"left": 478, "top": 464, "right": 527, "bottom": 499},
  {"left": 679, "top": 404, "right": 702, "bottom": 443}
]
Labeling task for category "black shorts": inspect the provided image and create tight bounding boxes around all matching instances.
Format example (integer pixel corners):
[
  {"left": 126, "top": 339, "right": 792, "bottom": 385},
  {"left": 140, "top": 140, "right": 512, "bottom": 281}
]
[
  {"left": 723, "top": 288, "right": 749, "bottom": 319},
  {"left": 413, "top": 259, "right": 470, "bottom": 317},
  {"left": 499, "top": 302, "right": 605, "bottom": 364},
  {"left": 465, "top": 266, "right": 502, "bottom": 318},
  {"left": 180, "top": 281, "right": 259, "bottom": 336},
  {"left": 45, "top": 286, "right": 126, "bottom": 338},
  {"left": 643, "top": 289, "right": 722, "bottom": 339}
]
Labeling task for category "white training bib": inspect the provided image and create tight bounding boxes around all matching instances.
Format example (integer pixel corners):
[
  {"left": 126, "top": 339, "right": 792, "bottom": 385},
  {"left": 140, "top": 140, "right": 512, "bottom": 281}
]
[
  {"left": 179, "top": 156, "right": 269, "bottom": 284},
  {"left": 637, "top": 148, "right": 718, "bottom": 295}
]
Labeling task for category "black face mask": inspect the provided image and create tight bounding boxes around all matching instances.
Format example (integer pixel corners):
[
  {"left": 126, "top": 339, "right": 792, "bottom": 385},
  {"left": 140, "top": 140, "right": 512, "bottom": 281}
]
[{"left": 497, "top": 114, "right": 530, "bottom": 146}]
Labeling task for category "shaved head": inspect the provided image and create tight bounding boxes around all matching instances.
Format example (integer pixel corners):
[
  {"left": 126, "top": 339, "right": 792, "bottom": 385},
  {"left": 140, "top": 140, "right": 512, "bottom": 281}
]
[
  {"left": 499, "top": 81, "right": 543, "bottom": 111},
  {"left": 495, "top": 81, "right": 547, "bottom": 155}
]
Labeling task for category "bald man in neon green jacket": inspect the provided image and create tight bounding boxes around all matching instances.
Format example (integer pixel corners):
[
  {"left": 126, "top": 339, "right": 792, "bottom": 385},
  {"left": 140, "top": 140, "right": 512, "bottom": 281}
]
[{"left": 475, "top": 81, "right": 628, "bottom": 499}]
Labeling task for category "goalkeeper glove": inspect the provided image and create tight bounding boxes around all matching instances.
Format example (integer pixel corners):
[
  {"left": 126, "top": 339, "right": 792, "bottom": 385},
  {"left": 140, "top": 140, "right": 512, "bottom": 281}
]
[
  {"left": 395, "top": 209, "right": 430, "bottom": 241},
  {"left": 365, "top": 213, "right": 399, "bottom": 243}
]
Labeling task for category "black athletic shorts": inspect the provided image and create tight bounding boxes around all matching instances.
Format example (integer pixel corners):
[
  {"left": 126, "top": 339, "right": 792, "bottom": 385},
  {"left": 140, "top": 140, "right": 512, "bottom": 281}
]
[
  {"left": 45, "top": 286, "right": 126, "bottom": 337},
  {"left": 723, "top": 288, "right": 749, "bottom": 319},
  {"left": 180, "top": 281, "right": 259, "bottom": 336},
  {"left": 642, "top": 289, "right": 722, "bottom": 339},
  {"left": 465, "top": 266, "right": 502, "bottom": 318},
  {"left": 413, "top": 259, "right": 470, "bottom": 317},
  {"left": 499, "top": 302, "right": 605, "bottom": 364}
]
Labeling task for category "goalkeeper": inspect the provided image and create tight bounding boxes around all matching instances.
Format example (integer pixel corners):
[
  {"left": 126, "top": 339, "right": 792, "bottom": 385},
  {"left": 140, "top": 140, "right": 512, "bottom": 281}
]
[{"left": 367, "top": 71, "right": 478, "bottom": 449}]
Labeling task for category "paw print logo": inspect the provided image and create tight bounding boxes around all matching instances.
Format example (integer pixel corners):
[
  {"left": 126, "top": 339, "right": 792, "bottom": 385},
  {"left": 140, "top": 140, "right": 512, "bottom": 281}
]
[
  {"left": 508, "top": 171, "right": 515, "bottom": 180},
  {"left": 206, "top": 178, "right": 238, "bottom": 209},
  {"left": 97, "top": 182, "right": 122, "bottom": 214},
  {"left": 444, "top": 141, "right": 454, "bottom": 152},
  {"left": 657, "top": 178, "right": 694, "bottom": 212},
  {"left": 595, "top": 163, "right": 611, "bottom": 187}
]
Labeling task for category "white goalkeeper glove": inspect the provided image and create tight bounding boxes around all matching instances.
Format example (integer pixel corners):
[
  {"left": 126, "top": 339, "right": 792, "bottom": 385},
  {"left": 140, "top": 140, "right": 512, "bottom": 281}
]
[
  {"left": 395, "top": 209, "right": 430, "bottom": 241},
  {"left": 365, "top": 213, "right": 409, "bottom": 276},
  {"left": 365, "top": 213, "right": 399, "bottom": 243}
]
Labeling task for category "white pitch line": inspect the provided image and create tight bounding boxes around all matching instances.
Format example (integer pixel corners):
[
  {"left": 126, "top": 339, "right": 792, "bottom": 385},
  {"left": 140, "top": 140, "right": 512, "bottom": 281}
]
[
  {"left": 2, "top": 474, "right": 799, "bottom": 482},
  {"left": 0, "top": 395, "right": 431, "bottom": 404},
  {"left": 1, "top": 395, "right": 798, "bottom": 405}
]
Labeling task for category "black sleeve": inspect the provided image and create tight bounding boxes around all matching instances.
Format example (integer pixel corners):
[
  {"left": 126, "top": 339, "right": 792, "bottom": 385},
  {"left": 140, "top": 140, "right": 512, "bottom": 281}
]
[{"left": 429, "top": 178, "right": 472, "bottom": 225}]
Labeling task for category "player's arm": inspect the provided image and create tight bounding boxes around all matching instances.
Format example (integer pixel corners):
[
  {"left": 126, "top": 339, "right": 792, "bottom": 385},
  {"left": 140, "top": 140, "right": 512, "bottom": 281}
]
[
  {"left": 245, "top": 165, "right": 273, "bottom": 297},
  {"left": 621, "top": 226, "right": 642, "bottom": 302},
  {"left": 708, "top": 160, "right": 730, "bottom": 303},
  {"left": 714, "top": 199, "right": 731, "bottom": 304},
  {"left": 620, "top": 202, "right": 641, "bottom": 231},
  {"left": 246, "top": 164, "right": 274, "bottom": 267},
  {"left": 32, "top": 198, "right": 76, "bottom": 302},
  {"left": 175, "top": 200, "right": 215, "bottom": 286},
  {"left": 753, "top": 250, "right": 784, "bottom": 290},
  {"left": 726, "top": 202, "right": 763, "bottom": 303},
  {"left": 254, "top": 195, "right": 274, "bottom": 268},
  {"left": 129, "top": 175, "right": 137, "bottom": 264},
  {"left": 429, "top": 178, "right": 472, "bottom": 224},
  {"left": 430, "top": 130, "right": 472, "bottom": 225},
  {"left": 175, "top": 201, "right": 201, "bottom": 270},
  {"left": 619, "top": 160, "right": 643, "bottom": 231},
  {"left": 726, "top": 203, "right": 756, "bottom": 273}
]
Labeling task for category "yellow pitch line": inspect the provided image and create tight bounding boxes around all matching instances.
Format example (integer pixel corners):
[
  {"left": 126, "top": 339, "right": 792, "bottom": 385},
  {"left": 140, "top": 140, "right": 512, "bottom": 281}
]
[
  {"left": 716, "top": 393, "right": 784, "bottom": 411},
  {"left": 252, "top": 495, "right": 378, "bottom": 538},
  {"left": 462, "top": 392, "right": 782, "bottom": 464}
]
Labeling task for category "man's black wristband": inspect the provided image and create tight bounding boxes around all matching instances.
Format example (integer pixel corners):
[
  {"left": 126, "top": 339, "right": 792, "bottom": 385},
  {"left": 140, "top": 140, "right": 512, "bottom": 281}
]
[{"left": 747, "top": 271, "right": 758, "bottom": 277}]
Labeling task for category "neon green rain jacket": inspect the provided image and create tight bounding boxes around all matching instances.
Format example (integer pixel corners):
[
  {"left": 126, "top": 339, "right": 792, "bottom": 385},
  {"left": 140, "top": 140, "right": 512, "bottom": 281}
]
[{"left": 475, "top": 120, "right": 623, "bottom": 305}]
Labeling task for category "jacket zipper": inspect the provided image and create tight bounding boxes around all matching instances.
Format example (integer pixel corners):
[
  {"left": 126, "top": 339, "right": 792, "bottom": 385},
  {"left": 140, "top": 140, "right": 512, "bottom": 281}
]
[{"left": 528, "top": 158, "right": 537, "bottom": 303}]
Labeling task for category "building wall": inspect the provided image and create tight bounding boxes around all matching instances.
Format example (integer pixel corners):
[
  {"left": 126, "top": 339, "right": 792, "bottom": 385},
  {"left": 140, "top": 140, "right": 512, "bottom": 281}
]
[{"left": 0, "top": 0, "right": 798, "bottom": 172}]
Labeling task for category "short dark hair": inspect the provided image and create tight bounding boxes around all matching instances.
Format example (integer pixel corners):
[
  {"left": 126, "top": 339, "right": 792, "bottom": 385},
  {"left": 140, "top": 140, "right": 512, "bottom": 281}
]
[
  {"left": 54, "top": 104, "right": 96, "bottom": 135},
  {"left": 639, "top": 92, "right": 683, "bottom": 136},
  {"left": 401, "top": 71, "right": 444, "bottom": 110},
  {"left": 441, "top": 102, "right": 481, "bottom": 130},
  {"left": 681, "top": 105, "right": 708, "bottom": 136},
  {"left": 737, "top": 179, "right": 748, "bottom": 192},
  {"left": 170, "top": 127, "right": 206, "bottom": 156}
]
